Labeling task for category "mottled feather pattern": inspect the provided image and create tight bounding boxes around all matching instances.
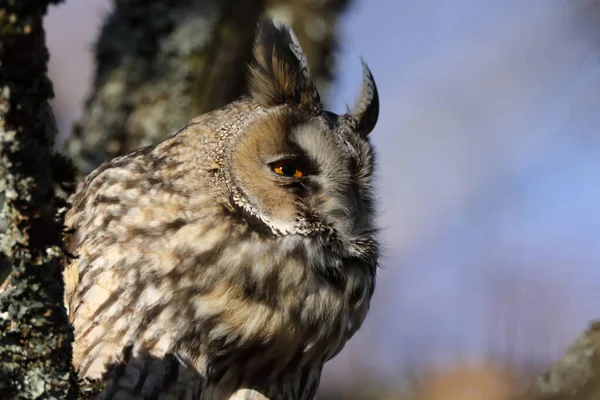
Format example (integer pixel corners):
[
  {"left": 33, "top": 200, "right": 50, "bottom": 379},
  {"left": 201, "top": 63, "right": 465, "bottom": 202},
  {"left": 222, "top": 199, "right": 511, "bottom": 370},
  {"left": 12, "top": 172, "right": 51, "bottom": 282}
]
[{"left": 65, "top": 20, "right": 380, "bottom": 399}]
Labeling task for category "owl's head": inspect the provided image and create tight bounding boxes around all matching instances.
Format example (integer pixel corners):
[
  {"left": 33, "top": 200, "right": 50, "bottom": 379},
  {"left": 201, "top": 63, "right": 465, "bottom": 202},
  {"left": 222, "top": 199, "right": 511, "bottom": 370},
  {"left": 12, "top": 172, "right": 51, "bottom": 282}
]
[{"left": 224, "top": 19, "right": 379, "bottom": 259}]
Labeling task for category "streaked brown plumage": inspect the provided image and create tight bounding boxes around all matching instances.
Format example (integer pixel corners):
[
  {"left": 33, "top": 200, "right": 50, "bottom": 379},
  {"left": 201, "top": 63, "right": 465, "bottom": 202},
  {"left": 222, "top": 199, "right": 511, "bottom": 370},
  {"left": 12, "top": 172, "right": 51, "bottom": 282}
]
[{"left": 64, "top": 19, "right": 380, "bottom": 399}]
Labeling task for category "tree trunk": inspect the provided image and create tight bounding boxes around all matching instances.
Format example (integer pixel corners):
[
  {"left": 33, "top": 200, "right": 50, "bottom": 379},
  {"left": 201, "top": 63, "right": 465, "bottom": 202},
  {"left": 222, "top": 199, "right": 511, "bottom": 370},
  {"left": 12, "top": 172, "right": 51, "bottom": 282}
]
[
  {"left": 64, "top": 0, "right": 265, "bottom": 176},
  {"left": 0, "top": 0, "right": 77, "bottom": 398}
]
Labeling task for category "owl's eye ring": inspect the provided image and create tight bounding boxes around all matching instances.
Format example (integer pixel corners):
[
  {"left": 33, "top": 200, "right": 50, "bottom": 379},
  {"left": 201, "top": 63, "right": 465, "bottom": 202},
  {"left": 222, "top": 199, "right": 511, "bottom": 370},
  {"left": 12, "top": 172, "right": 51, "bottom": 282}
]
[{"left": 270, "top": 159, "right": 304, "bottom": 178}]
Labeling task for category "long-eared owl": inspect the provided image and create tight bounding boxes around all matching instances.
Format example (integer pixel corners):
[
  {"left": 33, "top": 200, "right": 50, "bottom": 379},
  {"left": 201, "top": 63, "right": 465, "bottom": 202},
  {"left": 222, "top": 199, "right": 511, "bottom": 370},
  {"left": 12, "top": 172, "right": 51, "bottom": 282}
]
[{"left": 64, "top": 18, "right": 380, "bottom": 400}]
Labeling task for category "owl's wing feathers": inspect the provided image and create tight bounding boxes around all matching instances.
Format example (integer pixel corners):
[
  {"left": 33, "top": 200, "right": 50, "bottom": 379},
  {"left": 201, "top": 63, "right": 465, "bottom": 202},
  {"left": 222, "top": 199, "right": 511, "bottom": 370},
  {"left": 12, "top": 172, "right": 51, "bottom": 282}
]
[{"left": 63, "top": 259, "right": 79, "bottom": 318}]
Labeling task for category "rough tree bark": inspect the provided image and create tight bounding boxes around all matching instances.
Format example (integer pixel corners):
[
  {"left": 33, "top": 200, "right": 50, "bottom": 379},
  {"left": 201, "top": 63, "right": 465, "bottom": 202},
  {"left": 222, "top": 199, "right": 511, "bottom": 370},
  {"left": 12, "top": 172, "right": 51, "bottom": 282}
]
[
  {"left": 0, "top": 0, "right": 77, "bottom": 398},
  {"left": 65, "top": 0, "right": 352, "bottom": 176},
  {"left": 518, "top": 321, "right": 600, "bottom": 400}
]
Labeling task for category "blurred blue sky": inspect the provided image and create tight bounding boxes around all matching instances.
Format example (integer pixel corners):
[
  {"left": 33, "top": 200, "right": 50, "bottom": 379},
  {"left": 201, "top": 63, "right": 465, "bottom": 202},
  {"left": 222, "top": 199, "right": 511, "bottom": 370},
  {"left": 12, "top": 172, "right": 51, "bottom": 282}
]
[
  {"left": 46, "top": 0, "right": 600, "bottom": 389},
  {"left": 326, "top": 0, "right": 600, "bottom": 383}
]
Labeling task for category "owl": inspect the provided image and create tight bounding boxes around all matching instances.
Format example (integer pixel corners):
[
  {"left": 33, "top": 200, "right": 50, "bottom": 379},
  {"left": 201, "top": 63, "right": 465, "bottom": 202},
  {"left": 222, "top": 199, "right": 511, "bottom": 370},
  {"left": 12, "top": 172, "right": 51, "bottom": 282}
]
[{"left": 64, "top": 19, "right": 379, "bottom": 400}]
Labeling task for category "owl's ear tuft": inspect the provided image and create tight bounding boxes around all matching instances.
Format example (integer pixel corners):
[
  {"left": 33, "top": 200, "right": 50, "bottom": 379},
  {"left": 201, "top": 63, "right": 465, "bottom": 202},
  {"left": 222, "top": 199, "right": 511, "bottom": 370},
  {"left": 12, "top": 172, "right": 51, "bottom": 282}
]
[
  {"left": 248, "top": 19, "right": 322, "bottom": 114},
  {"left": 349, "top": 58, "right": 379, "bottom": 136}
]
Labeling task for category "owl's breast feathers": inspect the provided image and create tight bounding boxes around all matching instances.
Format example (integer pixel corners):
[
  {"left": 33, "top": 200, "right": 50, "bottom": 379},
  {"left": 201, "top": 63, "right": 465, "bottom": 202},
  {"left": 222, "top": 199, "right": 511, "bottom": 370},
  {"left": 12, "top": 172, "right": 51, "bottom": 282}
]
[
  {"left": 65, "top": 18, "right": 380, "bottom": 400},
  {"left": 63, "top": 131, "right": 375, "bottom": 399}
]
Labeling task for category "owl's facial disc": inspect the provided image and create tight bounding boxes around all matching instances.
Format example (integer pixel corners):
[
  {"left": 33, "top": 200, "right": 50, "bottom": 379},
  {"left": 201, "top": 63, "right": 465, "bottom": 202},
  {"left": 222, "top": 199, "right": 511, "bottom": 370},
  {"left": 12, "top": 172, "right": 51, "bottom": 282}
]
[
  {"left": 229, "top": 109, "right": 375, "bottom": 245},
  {"left": 238, "top": 17, "right": 378, "bottom": 245}
]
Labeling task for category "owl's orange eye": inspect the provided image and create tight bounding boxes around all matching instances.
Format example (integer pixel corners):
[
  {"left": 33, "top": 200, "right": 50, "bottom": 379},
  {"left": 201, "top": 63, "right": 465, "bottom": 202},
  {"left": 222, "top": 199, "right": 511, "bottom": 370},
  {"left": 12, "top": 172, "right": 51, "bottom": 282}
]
[{"left": 271, "top": 160, "right": 304, "bottom": 178}]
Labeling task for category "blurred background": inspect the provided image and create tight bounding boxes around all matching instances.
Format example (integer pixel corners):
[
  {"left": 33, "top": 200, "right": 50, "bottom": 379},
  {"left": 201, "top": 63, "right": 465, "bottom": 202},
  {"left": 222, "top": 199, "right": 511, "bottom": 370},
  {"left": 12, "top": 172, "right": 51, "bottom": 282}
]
[{"left": 45, "top": 0, "right": 600, "bottom": 398}]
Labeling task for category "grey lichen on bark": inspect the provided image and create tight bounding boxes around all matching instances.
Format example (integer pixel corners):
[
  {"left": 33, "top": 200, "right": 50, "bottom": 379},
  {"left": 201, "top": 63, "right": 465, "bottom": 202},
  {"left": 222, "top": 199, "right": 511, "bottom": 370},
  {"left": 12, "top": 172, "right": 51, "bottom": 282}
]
[
  {"left": 65, "top": 0, "right": 265, "bottom": 176},
  {"left": 0, "top": 1, "right": 77, "bottom": 398},
  {"left": 519, "top": 321, "right": 600, "bottom": 400}
]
